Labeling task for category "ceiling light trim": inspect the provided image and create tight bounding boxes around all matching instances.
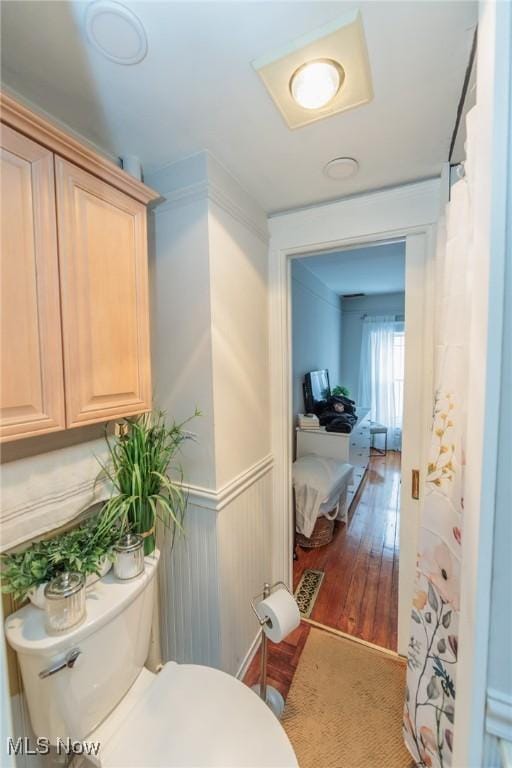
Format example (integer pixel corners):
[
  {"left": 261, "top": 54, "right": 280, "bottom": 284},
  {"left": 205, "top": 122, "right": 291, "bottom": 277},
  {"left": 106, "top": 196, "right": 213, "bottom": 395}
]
[
  {"left": 323, "top": 157, "right": 359, "bottom": 181},
  {"left": 84, "top": 1, "right": 148, "bottom": 65},
  {"left": 253, "top": 10, "right": 373, "bottom": 130},
  {"left": 252, "top": 9, "right": 360, "bottom": 70}
]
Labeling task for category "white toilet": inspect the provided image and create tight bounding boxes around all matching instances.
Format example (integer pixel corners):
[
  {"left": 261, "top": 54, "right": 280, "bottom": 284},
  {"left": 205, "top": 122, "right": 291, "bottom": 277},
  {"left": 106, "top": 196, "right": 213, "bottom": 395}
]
[{"left": 5, "top": 551, "right": 298, "bottom": 767}]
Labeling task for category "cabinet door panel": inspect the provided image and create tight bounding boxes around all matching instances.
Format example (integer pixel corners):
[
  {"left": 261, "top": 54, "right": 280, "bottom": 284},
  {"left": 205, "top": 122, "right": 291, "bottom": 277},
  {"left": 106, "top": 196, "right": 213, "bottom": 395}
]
[
  {"left": 55, "top": 158, "right": 151, "bottom": 426},
  {"left": 0, "top": 125, "right": 65, "bottom": 440}
]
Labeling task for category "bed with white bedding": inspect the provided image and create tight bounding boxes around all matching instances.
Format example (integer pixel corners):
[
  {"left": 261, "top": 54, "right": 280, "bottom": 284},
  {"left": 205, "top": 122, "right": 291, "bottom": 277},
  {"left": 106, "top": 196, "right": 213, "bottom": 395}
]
[{"left": 292, "top": 455, "right": 354, "bottom": 538}]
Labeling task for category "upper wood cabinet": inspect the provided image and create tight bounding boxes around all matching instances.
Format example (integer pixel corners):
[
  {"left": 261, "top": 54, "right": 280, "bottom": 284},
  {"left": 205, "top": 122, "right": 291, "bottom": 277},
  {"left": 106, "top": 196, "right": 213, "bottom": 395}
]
[
  {"left": 55, "top": 158, "right": 152, "bottom": 427},
  {"left": 0, "top": 124, "right": 66, "bottom": 441},
  {"left": 0, "top": 94, "right": 159, "bottom": 442}
]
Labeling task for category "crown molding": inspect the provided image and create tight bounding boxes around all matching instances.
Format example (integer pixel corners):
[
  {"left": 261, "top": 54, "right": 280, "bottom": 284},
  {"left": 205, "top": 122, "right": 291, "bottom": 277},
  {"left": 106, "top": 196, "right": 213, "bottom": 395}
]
[
  {"left": 151, "top": 180, "right": 209, "bottom": 213},
  {"left": 0, "top": 91, "right": 160, "bottom": 206},
  {"left": 207, "top": 178, "right": 269, "bottom": 243},
  {"left": 268, "top": 177, "right": 441, "bottom": 250},
  {"left": 184, "top": 453, "right": 274, "bottom": 512},
  {"left": 149, "top": 153, "right": 269, "bottom": 243},
  {"left": 153, "top": 177, "right": 269, "bottom": 244}
]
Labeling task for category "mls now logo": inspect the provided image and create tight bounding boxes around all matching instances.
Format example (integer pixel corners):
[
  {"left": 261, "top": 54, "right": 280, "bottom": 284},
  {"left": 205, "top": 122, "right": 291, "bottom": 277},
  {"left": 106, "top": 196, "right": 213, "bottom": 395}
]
[
  {"left": 7, "top": 738, "right": 50, "bottom": 756},
  {"left": 7, "top": 737, "right": 101, "bottom": 757},
  {"left": 56, "top": 738, "right": 101, "bottom": 756}
]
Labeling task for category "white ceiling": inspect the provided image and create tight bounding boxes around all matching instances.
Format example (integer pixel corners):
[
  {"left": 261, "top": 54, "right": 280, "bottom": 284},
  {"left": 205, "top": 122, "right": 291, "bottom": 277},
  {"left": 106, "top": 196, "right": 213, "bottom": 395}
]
[
  {"left": 298, "top": 241, "right": 405, "bottom": 295},
  {"left": 1, "top": 1, "right": 477, "bottom": 213}
]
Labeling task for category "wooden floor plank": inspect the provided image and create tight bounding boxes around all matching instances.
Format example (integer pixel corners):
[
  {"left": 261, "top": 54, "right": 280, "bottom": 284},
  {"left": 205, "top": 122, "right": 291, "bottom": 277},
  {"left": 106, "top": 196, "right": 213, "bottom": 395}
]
[
  {"left": 293, "top": 452, "right": 401, "bottom": 652},
  {"left": 243, "top": 621, "right": 311, "bottom": 698}
]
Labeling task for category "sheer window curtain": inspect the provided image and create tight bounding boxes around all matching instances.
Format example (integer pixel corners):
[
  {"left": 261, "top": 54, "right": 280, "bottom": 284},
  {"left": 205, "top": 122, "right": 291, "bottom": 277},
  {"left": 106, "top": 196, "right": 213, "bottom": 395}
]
[{"left": 358, "top": 316, "right": 405, "bottom": 451}]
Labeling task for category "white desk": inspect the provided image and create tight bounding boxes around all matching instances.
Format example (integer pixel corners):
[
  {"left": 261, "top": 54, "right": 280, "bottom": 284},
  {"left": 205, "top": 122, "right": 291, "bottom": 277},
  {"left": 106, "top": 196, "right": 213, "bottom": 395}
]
[{"left": 296, "top": 409, "right": 371, "bottom": 509}]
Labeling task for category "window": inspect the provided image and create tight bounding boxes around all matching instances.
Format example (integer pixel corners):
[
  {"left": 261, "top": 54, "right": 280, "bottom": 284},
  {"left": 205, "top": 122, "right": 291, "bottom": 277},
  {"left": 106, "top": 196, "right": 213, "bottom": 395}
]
[{"left": 392, "top": 330, "right": 405, "bottom": 429}]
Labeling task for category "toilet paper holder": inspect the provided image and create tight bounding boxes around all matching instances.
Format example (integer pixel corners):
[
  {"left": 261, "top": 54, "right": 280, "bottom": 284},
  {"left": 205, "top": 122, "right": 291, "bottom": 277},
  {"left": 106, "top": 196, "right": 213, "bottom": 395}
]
[
  {"left": 250, "top": 580, "right": 294, "bottom": 719},
  {"left": 250, "top": 580, "right": 290, "bottom": 627}
]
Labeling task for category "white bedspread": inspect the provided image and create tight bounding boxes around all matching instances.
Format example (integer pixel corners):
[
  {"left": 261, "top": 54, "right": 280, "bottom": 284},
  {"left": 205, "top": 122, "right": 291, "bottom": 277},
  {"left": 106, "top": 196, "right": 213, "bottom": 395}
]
[{"left": 292, "top": 455, "right": 353, "bottom": 538}]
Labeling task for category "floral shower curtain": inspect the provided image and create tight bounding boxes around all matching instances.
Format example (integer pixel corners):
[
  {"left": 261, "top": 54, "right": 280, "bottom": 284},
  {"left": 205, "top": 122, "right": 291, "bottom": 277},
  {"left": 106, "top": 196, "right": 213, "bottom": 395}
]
[{"left": 403, "top": 110, "right": 476, "bottom": 768}]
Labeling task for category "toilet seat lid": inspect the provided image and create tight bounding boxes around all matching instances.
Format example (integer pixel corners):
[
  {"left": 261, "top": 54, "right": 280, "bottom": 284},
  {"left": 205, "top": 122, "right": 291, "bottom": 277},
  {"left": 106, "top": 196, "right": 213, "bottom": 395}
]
[{"left": 99, "top": 662, "right": 298, "bottom": 768}]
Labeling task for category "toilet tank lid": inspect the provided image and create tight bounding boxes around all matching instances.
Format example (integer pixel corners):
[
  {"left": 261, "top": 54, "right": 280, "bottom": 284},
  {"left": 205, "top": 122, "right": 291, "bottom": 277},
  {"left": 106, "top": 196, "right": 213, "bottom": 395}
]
[{"left": 4, "top": 551, "right": 160, "bottom": 656}]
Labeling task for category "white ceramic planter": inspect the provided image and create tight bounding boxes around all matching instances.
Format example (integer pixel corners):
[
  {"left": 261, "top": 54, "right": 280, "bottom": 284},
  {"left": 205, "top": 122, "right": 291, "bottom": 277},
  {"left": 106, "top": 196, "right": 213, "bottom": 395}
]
[{"left": 27, "top": 557, "right": 112, "bottom": 610}]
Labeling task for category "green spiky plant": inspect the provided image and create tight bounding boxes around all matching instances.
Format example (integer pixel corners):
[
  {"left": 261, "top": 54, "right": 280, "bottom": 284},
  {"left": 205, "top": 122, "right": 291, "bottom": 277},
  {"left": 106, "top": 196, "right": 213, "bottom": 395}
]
[
  {"left": 332, "top": 385, "right": 351, "bottom": 398},
  {"left": 97, "top": 410, "right": 199, "bottom": 555}
]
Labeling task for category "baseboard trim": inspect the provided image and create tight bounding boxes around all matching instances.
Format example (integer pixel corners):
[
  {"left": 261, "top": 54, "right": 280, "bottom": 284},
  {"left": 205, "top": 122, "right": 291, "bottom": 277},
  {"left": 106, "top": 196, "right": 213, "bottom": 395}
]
[{"left": 236, "top": 630, "right": 261, "bottom": 680}]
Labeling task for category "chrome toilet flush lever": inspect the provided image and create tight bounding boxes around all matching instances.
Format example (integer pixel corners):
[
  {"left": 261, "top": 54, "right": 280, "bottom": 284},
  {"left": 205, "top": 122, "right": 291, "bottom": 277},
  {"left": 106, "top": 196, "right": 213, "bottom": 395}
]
[{"left": 39, "top": 648, "right": 82, "bottom": 679}]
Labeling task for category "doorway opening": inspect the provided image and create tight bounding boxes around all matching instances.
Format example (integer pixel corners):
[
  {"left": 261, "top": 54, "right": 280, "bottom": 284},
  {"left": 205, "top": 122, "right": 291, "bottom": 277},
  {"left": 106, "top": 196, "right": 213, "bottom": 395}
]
[{"left": 290, "top": 239, "right": 407, "bottom": 652}]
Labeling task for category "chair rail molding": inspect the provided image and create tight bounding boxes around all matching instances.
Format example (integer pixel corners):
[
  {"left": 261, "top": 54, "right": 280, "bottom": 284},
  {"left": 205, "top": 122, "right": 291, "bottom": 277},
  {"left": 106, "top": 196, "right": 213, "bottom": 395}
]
[
  {"left": 183, "top": 453, "right": 274, "bottom": 512},
  {"left": 487, "top": 689, "right": 512, "bottom": 743}
]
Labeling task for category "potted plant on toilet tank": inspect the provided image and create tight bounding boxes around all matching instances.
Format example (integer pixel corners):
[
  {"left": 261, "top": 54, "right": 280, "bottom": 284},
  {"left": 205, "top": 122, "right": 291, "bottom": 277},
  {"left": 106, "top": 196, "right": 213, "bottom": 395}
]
[{"left": 97, "top": 409, "right": 199, "bottom": 555}]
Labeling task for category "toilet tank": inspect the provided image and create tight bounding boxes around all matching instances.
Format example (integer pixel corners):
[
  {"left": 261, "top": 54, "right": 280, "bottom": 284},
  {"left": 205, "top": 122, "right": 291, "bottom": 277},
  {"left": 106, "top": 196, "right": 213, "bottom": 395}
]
[{"left": 4, "top": 550, "right": 160, "bottom": 743}]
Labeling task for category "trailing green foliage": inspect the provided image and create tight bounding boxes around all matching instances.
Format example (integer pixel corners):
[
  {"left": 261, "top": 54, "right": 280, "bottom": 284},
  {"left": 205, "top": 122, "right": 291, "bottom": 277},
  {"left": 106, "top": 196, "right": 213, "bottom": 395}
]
[
  {"left": 97, "top": 410, "right": 199, "bottom": 555},
  {"left": 0, "top": 515, "right": 120, "bottom": 602}
]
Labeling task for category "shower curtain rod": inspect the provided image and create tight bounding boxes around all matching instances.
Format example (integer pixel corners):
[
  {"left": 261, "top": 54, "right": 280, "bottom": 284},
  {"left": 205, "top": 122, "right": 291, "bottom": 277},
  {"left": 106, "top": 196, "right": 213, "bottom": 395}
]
[{"left": 448, "top": 26, "right": 478, "bottom": 162}]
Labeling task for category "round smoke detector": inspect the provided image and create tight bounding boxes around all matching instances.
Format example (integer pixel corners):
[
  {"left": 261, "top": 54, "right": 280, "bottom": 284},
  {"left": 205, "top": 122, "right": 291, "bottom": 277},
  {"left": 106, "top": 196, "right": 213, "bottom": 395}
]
[
  {"left": 323, "top": 157, "right": 359, "bottom": 181},
  {"left": 84, "top": 1, "right": 148, "bottom": 65}
]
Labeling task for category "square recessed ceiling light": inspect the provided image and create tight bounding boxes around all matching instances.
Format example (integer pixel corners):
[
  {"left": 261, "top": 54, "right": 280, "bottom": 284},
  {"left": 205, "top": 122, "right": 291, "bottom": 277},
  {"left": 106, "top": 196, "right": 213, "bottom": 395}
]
[{"left": 253, "top": 10, "right": 373, "bottom": 130}]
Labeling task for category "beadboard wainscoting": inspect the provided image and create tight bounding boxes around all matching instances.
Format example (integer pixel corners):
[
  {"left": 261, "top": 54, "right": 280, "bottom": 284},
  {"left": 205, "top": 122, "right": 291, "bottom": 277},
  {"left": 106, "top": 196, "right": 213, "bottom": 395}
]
[
  {"left": 157, "top": 456, "right": 273, "bottom": 677},
  {"left": 216, "top": 467, "right": 272, "bottom": 674},
  {"left": 158, "top": 504, "right": 220, "bottom": 667}
]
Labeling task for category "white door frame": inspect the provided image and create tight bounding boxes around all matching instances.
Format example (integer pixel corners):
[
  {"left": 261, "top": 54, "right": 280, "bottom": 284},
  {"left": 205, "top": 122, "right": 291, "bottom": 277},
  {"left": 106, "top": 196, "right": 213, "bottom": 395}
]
[{"left": 268, "top": 179, "right": 442, "bottom": 657}]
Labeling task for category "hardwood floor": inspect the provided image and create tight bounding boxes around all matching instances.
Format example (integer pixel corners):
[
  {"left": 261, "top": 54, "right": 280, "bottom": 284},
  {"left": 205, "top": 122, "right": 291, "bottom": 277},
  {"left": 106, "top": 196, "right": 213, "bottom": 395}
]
[
  {"left": 243, "top": 621, "right": 311, "bottom": 699},
  {"left": 293, "top": 451, "right": 401, "bottom": 651},
  {"left": 243, "top": 454, "right": 400, "bottom": 699}
]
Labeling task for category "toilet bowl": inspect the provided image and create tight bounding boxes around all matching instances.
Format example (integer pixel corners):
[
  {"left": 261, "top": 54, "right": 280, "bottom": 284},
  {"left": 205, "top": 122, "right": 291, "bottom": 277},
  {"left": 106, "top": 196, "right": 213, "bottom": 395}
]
[{"left": 4, "top": 551, "right": 297, "bottom": 767}]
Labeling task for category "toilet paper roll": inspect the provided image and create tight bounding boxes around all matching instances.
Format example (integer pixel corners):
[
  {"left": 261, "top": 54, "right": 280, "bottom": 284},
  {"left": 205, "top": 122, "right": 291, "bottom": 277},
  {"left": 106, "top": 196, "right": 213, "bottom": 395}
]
[{"left": 257, "top": 588, "right": 300, "bottom": 643}]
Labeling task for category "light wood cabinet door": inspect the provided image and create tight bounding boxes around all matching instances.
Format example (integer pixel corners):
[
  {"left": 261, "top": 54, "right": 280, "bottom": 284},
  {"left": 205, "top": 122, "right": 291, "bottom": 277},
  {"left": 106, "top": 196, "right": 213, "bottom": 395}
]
[
  {"left": 55, "top": 157, "right": 151, "bottom": 427},
  {"left": 0, "top": 125, "right": 66, "bottom": 441}
]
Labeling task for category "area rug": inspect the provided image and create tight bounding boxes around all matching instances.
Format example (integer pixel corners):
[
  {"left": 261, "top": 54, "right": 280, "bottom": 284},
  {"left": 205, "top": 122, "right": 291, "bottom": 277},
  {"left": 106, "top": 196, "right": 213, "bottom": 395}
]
[
  {"left": 294, "top": 568, "right": 325, "bottom": 617},
  {"left": 282, "top": 627, "right": 414, "bottom": 768}
]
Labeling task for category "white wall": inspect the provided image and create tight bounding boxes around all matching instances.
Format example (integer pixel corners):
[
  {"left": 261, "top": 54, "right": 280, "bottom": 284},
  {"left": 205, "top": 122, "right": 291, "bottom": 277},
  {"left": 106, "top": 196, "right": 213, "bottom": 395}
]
[
  {"left": 147, "top": 152, "right": 272, "bottom": 675},
  {"left": 148, "top": 154, "right": 216, "bottom": 489},
  {"left": 340, "top": 291, "right": 405, "bottom": 402},
  {"left": 207, "top": 156, "right": 270, "bottom": 488},
  {"left": 291, "top": 261, "right": 343, "bottom": 420}
]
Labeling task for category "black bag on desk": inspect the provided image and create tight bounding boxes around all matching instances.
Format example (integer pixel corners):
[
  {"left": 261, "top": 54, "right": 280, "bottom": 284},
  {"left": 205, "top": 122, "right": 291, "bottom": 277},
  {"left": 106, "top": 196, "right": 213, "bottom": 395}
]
[
  {"left": 328, "top": 395, "right": 356, "bottom": 415},
  {"left": 325, "top": 413, "right": 357, "bottom": 433}
]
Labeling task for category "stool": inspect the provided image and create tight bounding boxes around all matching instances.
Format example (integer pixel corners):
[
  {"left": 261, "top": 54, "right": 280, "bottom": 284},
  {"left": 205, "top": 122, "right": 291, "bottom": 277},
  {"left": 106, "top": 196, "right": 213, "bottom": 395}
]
[{"left": 370, "top": 422, "right": 387, "bottom": 455}]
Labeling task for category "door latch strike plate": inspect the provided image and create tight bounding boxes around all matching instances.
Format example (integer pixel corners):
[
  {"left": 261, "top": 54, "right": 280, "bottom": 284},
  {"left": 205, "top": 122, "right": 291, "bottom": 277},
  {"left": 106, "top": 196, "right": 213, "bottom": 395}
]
[{"left": 412, "top": 469, "right": 420, "bottom": 500}]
